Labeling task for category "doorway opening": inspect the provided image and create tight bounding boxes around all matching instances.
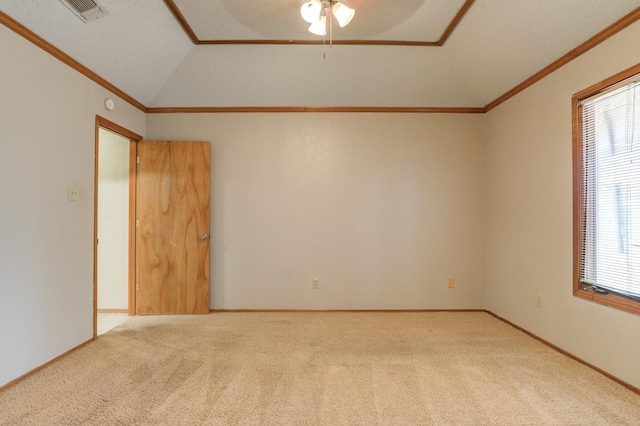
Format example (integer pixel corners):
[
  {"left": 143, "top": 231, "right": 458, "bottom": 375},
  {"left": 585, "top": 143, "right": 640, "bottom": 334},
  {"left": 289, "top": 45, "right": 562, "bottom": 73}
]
[{"left": 94, "top": 116, "right": 142, "bottom": 338}]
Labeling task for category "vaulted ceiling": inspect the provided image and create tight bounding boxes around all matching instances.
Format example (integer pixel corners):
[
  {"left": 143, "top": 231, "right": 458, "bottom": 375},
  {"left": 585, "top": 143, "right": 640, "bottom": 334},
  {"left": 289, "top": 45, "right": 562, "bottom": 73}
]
[{"left": 2, "top": 0, "right": 640, "bottom": 110}]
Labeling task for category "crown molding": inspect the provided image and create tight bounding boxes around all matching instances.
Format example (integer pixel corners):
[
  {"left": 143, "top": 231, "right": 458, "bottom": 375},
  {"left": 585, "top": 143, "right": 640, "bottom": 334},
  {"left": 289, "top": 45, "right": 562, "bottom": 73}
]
[
  {"left": 485, "top": 5, "right": 640, "bottom": 112},
  {"left": 3, "top": 6, "right": 640, "bottom": 115},
  {"left": 0, "top": 11, "right": 147, "bottom": 112},
  {"left": 145, "top": 106, "right": 486, "bottom": 114},
  {"left": 163, "top": 0, "right": 475, "bottom": 47}
]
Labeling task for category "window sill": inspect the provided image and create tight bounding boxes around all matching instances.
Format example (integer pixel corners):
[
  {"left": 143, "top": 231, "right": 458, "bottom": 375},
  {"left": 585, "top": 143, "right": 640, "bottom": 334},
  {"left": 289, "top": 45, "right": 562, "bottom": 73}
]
[{"left": 574, "top": 288, "right": 640, "bottom": 316}]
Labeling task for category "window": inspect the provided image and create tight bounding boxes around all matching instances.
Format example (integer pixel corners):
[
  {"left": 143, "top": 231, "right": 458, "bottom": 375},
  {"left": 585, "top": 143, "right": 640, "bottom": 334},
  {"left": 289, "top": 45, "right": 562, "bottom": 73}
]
[{"left": 573, "top": 64, "right": 640, "bottom": 315}]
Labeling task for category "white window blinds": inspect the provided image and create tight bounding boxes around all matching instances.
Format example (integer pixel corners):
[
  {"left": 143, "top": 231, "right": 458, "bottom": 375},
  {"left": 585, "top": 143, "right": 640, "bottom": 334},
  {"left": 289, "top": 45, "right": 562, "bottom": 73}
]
[{"left": 580, "top": 77, "right": 640, "bottom": 299}]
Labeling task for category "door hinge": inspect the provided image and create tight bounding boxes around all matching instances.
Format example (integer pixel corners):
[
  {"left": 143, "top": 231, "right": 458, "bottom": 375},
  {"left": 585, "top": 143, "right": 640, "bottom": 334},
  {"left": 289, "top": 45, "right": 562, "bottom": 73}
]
[
  {"left": 136, "top": 156, "right": 140, "bottom": 164},
  {"left": 136, "top": 282, "right": 139, "bottom": 291}
]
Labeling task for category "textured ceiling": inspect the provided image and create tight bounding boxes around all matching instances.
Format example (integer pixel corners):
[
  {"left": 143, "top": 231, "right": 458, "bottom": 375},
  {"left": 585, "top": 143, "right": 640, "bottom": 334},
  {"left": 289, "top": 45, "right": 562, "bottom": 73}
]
[
  {"left": 172, "top": 0, "right": 468, "bottom": 42},
  {"left": 0, "top": 0, "right": 193, "bottom": 106},
  {"left": 1, "top": 0, "right": 640, "bottom": 109}
]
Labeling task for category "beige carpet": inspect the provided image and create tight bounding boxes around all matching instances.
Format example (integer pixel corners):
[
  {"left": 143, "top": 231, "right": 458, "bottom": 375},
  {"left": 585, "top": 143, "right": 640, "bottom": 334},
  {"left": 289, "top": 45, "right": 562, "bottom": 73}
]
[{"left": 1, "top": 312, "right": 639, "bottom": 425}]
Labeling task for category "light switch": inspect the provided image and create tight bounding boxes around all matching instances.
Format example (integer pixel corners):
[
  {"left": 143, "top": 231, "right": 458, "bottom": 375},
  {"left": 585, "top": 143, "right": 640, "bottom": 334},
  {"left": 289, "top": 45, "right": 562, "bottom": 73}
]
[{"left": 68, "top": 187, "right": 79, "bottom": 201}]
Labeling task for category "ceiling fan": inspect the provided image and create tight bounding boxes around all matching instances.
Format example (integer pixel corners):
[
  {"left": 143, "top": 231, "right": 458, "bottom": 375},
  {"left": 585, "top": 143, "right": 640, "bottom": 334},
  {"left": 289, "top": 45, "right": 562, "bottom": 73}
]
[{"left": 300, "top": 0, "right": 355, "bottom": 36}]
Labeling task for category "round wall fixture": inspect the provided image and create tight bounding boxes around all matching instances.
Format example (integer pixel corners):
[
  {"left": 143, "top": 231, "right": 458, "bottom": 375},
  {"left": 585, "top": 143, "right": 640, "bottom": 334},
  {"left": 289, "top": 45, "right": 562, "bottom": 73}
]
[{"left": 104, "top": 98, "right": 115, "bottom": 111}]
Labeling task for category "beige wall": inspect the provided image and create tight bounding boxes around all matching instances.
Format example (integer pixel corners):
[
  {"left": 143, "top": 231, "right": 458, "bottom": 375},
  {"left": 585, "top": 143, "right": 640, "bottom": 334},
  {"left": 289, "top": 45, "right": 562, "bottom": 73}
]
[
  {"left": 0, "top": 25, "right": 145, "bottom": 387},
  {"left": 97, "top": 128, "right": 130, "bottom": 310},
  {"left": 485, "top": 20, "right": 640, "bottom": 388},
  {"left": 146, "top": 113, "right": 486, "bottom": 310}
]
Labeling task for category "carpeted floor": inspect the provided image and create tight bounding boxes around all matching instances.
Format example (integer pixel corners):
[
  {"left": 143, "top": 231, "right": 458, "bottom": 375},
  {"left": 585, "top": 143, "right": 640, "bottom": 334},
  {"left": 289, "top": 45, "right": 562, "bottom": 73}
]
[{"left": 1, "top": 311, "right": 639, "bottom": 425}]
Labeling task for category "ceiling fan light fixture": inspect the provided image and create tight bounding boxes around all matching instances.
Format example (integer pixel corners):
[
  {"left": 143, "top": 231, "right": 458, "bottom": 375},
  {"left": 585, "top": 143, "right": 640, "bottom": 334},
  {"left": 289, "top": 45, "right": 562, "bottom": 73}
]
[
  {"left": 301, "top": 0, "right": 322, "bottom": 24},
  {"left": 331, "top": 2, "right": 355, "bottom": 28},
  {"left": 308, "top": 14, "right": 327, "bottom": 36}
]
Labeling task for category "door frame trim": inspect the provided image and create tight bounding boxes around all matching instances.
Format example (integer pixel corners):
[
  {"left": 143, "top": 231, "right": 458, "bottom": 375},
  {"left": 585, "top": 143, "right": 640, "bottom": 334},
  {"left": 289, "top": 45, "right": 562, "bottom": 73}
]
[
  {"left": 127, "top": 141, "right": 137, "bottom": 317},
  {"left": 94, "top": 116, "right": 142, "bottom": 338}
]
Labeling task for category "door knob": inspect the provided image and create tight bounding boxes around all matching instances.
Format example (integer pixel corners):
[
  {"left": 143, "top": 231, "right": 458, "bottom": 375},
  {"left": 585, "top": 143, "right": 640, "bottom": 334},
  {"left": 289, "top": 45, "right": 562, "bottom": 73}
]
[{"left": 200, "top": 233, "right": 210, "bottom": 241}]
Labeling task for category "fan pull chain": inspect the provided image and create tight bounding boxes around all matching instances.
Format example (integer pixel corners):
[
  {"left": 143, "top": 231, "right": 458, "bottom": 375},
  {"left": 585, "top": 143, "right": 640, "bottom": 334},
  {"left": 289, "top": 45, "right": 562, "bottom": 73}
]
[{"left": 322, "top": 4, "right": 327, "bottom": 59}]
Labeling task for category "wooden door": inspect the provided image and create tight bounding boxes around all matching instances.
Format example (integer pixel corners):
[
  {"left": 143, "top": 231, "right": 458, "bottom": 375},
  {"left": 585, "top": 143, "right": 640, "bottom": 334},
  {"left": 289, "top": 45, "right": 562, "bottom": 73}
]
[{"left": 135, "top": 141, "right": 210, "bottom": 314}]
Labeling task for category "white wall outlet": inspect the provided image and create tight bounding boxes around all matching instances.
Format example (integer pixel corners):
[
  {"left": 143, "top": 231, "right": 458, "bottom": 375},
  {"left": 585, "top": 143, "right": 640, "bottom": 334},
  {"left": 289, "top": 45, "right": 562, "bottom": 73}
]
[
  {"left": 447, "top": 278, "right": 455, "bottom": 288},
  {"left": 68, "top": 187, "right": 79, "bottom": 201},
  {"left": 312, "top": 278, "right": 319, "bottom": 289},
  {"left": 537, "top": 295, "right": 543, "bottom": 308}
]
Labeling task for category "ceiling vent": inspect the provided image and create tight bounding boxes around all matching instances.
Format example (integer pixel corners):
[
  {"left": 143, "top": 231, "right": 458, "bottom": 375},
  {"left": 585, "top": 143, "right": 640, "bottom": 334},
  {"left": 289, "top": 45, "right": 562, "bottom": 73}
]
[{"left": 58, "top": 0, "right": 108, "bottom": 23}]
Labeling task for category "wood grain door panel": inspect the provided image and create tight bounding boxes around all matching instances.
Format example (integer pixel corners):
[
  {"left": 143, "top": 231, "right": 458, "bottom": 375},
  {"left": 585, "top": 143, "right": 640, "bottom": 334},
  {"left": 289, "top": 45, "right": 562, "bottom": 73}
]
[{"left": 136, "top": 141, "right": 210, "bottom": 314}]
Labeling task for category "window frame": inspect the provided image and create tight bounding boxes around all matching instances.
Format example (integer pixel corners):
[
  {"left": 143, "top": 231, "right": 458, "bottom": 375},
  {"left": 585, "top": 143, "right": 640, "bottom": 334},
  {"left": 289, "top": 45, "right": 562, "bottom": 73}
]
[{"left": 572, "top": 63, "right": 640, "bottom": 315}]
